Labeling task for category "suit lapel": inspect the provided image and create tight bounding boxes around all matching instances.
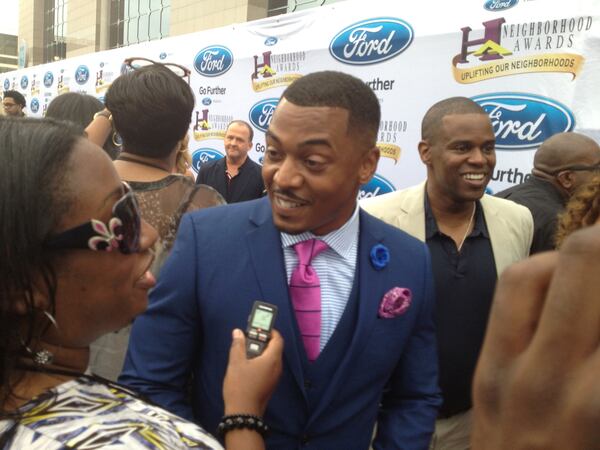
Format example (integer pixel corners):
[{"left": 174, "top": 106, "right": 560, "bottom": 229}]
[
  {"left": 308, "top": 211, "right": 386, "bottom": 424},
  {"left": 480, "top": 195, "right": 508, "bottom": 277},
  {"left": 246, "top": 199, "right": 307, "bottom": 397},
  {"left": 396, "top": 182, "right": 427, "bottom": 241}
]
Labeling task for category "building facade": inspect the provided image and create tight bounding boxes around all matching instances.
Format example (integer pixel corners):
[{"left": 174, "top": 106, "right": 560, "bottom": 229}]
[
  {"left": 0, "top": 34, "right": 18, "bottom": 73},
  {"left": 18, "top": 0, "right": 344, "bottom": 67}
]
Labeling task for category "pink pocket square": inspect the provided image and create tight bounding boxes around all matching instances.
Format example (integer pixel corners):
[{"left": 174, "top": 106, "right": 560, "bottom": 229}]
[{"left": 378, "top": 287, "right": 412, "bottom": 318}]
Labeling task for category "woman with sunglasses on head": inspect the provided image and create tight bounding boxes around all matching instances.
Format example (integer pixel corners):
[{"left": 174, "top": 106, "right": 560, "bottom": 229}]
[
  {"left": 0, "top": 117, "right": 282, "bottom": 450},
  {"left": 86, "top": 61, "right": 225, "bottom": 381}
]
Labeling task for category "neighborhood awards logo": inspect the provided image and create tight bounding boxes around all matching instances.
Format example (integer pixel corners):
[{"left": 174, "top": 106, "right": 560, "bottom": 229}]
[
  {"left": 192, "top": 107, "right": 232, "bottom": 141},
  {"left": 452, "top": 16, "right": 590, "bottom": 83},
  {"left": 251, "top": 50, "right": 304, "bottom": 92}
]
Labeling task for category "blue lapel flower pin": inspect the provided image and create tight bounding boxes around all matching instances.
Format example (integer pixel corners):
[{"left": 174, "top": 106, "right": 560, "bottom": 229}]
[{"left": 370, "top": 243, "right": 389, "bottom": 270}]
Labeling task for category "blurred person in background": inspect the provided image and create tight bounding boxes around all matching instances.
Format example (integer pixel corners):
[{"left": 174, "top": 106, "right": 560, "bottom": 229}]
[
  {"left": 46, "top": 92, "right": 120, "bottom": 159},
  {"left": 2, "top": 91, "right": 26, "bottom": 117},
  {"left": 0, "top": 116, "right": 283, "bottom": 450},
  {"left": 496, "top": 132, "right": 600, "bottom": 253}
]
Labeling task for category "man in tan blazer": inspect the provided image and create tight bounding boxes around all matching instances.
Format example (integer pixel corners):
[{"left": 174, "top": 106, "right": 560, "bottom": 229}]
[{"left": 362, "top": 97, "right": 533, "bottom": 450}]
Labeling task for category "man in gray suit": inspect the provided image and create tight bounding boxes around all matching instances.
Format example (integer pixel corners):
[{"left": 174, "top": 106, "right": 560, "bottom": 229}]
[{"left": 362, "top": 97, "right": 533, "bottom": 450}]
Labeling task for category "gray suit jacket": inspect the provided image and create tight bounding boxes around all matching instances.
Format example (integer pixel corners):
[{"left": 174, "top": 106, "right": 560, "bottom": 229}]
[{"left": 360, "top": 181, "right": 533, "bottom": 276}]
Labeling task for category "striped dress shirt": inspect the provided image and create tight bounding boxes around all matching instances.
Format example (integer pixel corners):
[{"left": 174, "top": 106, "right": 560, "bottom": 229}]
[{"left": 280, "top": 205, "right": 359, "bottom": 351}]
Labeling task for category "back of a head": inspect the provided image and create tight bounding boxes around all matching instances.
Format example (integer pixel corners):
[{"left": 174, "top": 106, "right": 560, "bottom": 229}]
[
  {"left": 281, "top": 71, "right": 381, "bottom": 147},
  {"left": 46, "top": 92, "right": 103, "bottom": 129},
  {"left": 421, "top": 97, "right": 487, "bottom": 143},
  {"left": 0, "top": 117, "right": 81, "bottom": 412},
  {"left": 3, "top": 90, "right": 26, "bottom": 108},
  {"left": 105, "top": 64, "right": 195, "bottom": 159},
  {"left": 534, "top": 132, "right": 600, "bottom": 173}
]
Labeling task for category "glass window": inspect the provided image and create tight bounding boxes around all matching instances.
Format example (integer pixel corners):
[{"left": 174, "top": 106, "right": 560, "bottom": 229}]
[{"left": 110, "top": 0, "right": 170, "bottom": 48}]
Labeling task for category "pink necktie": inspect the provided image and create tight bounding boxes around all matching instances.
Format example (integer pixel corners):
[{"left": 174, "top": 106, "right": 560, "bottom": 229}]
[{"left": 290, "top": 239, "right": 329, "bottom": 363}]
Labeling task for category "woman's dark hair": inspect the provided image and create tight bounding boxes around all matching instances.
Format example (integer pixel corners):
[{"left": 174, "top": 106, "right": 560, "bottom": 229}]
[
  {"left": 45, "top": 92, "right": 120, "bottom": 160},
  {"left": 105, "top": 64, "right": 195, "bottom": 159},
  {"left": 0, "top": 117, "right": 81, "bottom": 416}
]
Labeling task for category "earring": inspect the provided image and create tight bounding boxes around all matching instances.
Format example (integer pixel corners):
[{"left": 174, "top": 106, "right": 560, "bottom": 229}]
[
  {"left": 20, "top": 310, "right": 59, "bottom": 365},
  {"left": 112, "top": 132, "right": 123, "bottom": 147}
]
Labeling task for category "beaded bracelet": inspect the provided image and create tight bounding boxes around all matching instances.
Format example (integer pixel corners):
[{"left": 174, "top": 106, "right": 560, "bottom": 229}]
[{"left": 217, "top": 414, "right": 269, "bottom": 437}]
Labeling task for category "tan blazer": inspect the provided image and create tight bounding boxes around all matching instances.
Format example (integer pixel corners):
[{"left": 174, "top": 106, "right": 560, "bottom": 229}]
[{"left": 360, "top": 182, "right": 533, "bottom": 276}]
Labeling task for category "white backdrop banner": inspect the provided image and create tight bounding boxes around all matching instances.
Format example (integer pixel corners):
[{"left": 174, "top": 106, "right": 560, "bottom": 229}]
[{"left": 3, "top": 0, "right": 599, "bottom": 195}]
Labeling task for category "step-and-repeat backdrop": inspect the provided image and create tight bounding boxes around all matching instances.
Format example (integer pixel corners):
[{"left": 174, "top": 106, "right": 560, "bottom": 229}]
[{"left": 3, "top": 0, "right": 599, "bottom": 195}]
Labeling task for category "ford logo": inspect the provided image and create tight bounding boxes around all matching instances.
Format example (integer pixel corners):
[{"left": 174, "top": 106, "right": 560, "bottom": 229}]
[
  {"left": 358, "top": 174, "right": 395, "bottom": 199},
  {"left": 484, "top": 0, "right": 518, "bottom": 12},
  {"left": 472, "top": 93, "right": 575, "bottom": 150},
  {"left": 192, "top": 148, "right": 224, "bottom": 172},
  {"left": 159, "top": 52, "right": 167, "bottom": 60},
  {"left": 249, "top": 98, "right": 279, "bottom": 133},
  {"left": 264, "top": 36, "right": 278, "bottom": 46},
  {"left": 194, "top": 45, "right": 233, "bottom": 77},
  {"left": 75, "top": 65, "right": 90, "bottom": 85},
  {"left": 202, "top": 97, "right": 212, "bottom": 106},
  {"left": 20, "top": 76, "right": 29, "bottom": 89},
  {"left": 43, "top": 71, "right": 54, "bottom": 87},
  {"left": 329, "top": 17, "right": 414, "bottom": 65},
  {"left": 30, "top": 98, "right": 40, "bottom": 114}
]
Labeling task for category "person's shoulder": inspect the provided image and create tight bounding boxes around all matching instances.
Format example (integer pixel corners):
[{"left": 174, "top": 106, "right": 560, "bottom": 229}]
[
  {"left": 495, "top": 183, "right": 522, "bottom": 199},
  {"left": 200, "top": 158, "right": 223, "bottom": 171},
  {"left": 360, "top": 183, "right": 424, "bottom": 217},
  {"left": 482, "top": 193, "right": 533, "bottom": 222},
  {"left": 188, "top": 196, "right": 264, "bottom": 223},
  {"left": 360, "top": 208, "right": 428, "bottom": 253}
]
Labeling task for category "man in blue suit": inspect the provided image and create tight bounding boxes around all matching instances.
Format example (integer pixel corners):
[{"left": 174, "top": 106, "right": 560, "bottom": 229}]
[{"left": 120, "top": 71, "right": 441, "bottom": 449}]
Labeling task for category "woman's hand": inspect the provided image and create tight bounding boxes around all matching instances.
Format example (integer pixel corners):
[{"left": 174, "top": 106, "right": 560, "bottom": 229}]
[{"left": 223, "top": 328, "right": 283, "bottom": 417}]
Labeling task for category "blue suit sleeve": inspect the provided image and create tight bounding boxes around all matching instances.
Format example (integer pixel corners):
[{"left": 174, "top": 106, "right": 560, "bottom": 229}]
[
  {"left": 119, "top": 213, "right": 200, "bottom": 421},
  {"left": 373, "top": 245, "right": 441, "bottom": 449}
]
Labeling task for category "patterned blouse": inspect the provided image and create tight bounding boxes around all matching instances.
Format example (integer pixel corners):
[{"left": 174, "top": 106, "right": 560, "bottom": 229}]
[{"left": 0, "top": 377, "right": 223, "bottom": 449}]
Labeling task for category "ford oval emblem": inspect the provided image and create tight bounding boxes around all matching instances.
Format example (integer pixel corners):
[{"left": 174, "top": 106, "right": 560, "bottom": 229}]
[
  {"left": 249, "top": 98, "right": 279, "bottom": 133},
  {"left": 43, "top": 71, "right": 54, "bottom": 87},
  {"left": 472, "top": 93, "right": 575, "bottom": 150},
  {"left": 358, "top": 174, "right": 396, "bottom": 199},
  {"left": 193, "top": 46, "right": 234, "bottom": 77},
  {"left": 192, "top": 148, "right": 224, "bottom": 172},
  {"left": 264, "top": 36, "right": 278, "bottom": 46},
  {"left": 202, "top": 97, "right": 212, "bottom": 106},
  {"left": 75, "top": 65, "right": 90, "bottom": 85},
  {"left": 30, "top": 98, "right": 40, "bottom": 114},
  {"left": 329, "top": 17, "right": 414, "bottom": 65},
  {"left": 484, "top": 0, "right": 519, "bottom": 12}
]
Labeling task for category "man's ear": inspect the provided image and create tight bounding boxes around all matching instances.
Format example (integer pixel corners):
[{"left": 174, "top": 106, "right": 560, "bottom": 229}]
[
  {"left": 358, "top": 146, "right": 380, "bottom": 185},
  {"left": 418, "top": 140, "right": 432, "bottom": 165},
  {"left": 555, "top": 170, "right": 574, "bottom": 191}
]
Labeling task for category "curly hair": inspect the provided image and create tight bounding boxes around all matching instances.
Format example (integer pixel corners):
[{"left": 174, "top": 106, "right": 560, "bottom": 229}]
[{"left": 555, "top": 175, "right": 600, "bottom": 248}]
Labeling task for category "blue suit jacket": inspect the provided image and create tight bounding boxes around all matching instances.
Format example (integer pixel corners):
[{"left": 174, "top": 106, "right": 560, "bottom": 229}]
[{"left": 121, "top": 197, "right": 441, "bottom": 449}]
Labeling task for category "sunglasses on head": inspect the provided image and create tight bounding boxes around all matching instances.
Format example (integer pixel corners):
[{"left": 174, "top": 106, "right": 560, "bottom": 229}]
[
  {"left": 45, "top": 182, "right": 141, "bottom": 254},
  {"left": 122, "top": 57, "right": 191, "bottom": 84}
]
